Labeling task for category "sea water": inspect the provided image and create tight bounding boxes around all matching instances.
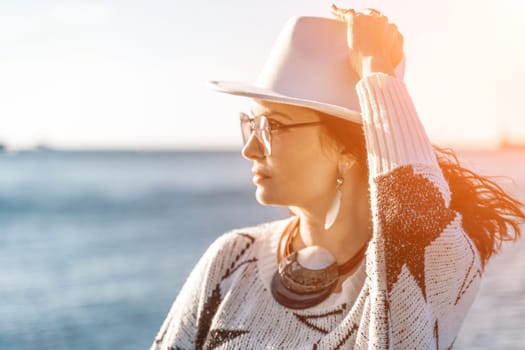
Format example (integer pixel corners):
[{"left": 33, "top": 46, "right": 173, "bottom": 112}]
[{"left": 0, "top": 150, "right": 523, "bottom": 349}]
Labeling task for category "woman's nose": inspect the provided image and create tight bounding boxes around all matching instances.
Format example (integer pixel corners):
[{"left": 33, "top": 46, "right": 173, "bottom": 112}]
[{"left": 242, "top": 132, "right": 265, "bottom": 160}]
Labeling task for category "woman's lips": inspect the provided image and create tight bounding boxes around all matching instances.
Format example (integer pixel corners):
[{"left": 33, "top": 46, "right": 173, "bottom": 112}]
[{"left": 252, "top": 171, "right": 270, "bottom": 183}]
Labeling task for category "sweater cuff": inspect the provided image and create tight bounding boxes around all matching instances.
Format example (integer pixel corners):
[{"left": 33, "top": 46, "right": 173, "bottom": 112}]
[{"left": 356, "top": 73, "right": 438, "bottom": 177}]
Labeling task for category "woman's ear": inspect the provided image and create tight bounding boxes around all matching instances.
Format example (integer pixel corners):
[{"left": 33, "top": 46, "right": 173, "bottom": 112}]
[{"left": 339, "top": 154, "right": 357, "bottom": 175}]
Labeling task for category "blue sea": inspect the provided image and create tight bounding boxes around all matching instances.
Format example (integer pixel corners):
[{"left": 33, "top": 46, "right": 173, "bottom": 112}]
[{"left": 0, "top": 150, "right": 524, "bottom": 350}]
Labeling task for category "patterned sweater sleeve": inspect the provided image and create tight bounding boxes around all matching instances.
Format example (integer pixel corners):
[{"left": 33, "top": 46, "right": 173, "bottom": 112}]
[
  {"left": 149, "top": 234, "right": 230, "bottom": 350},
  {"left": 356, "top": 73, "right": 482, "bottom": 349}
]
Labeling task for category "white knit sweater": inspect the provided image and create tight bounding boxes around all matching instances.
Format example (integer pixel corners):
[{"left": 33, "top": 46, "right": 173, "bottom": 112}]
[{"left": 150, "top": 74, "right": 482, "bottom": 349}]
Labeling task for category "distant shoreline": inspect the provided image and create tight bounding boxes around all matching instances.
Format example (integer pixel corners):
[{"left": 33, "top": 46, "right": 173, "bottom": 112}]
[
  {"left": 1, "top": 146, "right": 512, "bottom": 154},
  {"left": 2, "top": 142, "right": 523, "bottom": 155}
]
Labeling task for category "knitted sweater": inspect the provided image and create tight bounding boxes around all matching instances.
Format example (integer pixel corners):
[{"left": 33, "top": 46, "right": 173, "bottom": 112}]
[{"left": 150, "top": 74, "right": 482, "bottom": 349}]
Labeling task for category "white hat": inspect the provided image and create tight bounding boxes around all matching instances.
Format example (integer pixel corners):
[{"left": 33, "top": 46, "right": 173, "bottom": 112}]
[{"left": 209, "top": 16, "right": 405, "bottom": 124}]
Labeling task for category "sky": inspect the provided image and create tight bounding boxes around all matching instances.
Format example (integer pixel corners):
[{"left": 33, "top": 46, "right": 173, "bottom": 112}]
[{"left": 1, "top": 0, "right": 524, "bottom": 150}]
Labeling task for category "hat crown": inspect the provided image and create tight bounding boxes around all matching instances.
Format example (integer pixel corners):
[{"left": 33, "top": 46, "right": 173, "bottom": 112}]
[
  {"left": 255, "top": 16, "right": 362, "bottom": 113},
  {"left": 209, "top": 15, "right": 405, "bottom": 123}
]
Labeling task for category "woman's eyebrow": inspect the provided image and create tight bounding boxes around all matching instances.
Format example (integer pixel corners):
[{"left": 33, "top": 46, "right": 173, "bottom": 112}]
[
  {"left": 250, "top": 108, "right": 292, "bottom": 120},
  {"left": 270, "top": 112, "right": 292, "bottom": 121}
]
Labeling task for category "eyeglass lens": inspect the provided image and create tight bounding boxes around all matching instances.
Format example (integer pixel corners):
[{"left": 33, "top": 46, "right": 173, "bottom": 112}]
[{"left": 240, "top": 113, "right": 272, "bottom": 155}]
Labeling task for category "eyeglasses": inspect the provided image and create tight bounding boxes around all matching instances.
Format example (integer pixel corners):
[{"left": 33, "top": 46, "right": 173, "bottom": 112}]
[{"left": 240, "top": 112, "right": 323, "bottom": 156}]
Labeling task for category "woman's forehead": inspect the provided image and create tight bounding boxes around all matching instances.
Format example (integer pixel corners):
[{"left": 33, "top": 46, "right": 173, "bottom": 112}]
[{"left": 250, "top": 100, "right": 319, "bottom": 121}]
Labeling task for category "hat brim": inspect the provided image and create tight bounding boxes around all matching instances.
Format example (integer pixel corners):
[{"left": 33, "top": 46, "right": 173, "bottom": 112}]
[{"left": 209, "top": 80, "right": 362, "bottom": 124}]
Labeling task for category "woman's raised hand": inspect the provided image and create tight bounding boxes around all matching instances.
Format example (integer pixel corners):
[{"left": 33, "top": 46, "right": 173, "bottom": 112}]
[{"left": 331, "top": 4, "right": 404, "bottom": 78}]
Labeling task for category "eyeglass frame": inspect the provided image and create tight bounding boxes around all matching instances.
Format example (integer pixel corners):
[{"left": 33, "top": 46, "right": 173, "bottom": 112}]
[{"left": 239, "top": 111, "right": 323, "bottom": 156}]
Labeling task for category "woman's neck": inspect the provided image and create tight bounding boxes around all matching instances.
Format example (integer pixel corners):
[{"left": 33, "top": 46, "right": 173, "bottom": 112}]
[{"left": 294, "top": 182, "right": 372, "bottom": 264}]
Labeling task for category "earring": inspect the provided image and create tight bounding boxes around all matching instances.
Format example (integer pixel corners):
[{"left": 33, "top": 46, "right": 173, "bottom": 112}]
[
  {"left": 324, "top": 159, "right": 352, "bottom": 230},
  {"left": 324, "top": 176, "right": 344, "bottom": 230}
]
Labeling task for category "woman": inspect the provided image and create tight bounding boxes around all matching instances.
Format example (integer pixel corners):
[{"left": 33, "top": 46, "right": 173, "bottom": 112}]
[{"left": 151, "top": 6, "right": 524, "bottom": 349}]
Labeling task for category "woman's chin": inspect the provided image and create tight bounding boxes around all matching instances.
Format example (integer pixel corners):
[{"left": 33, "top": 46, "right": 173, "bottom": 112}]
[{"left": 254, "top": 187, "right": 283, "bottom": 206}]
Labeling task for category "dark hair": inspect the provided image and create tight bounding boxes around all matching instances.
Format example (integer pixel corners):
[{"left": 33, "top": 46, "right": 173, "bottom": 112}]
[{"left": 317, "top": 111, "right": 525, "bottom": 268}]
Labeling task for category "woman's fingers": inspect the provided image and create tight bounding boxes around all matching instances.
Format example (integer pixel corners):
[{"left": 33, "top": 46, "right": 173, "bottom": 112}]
[
  {"left": 391, "top": 29, "right": 404, "bottom": 67},
  {"left": 361, "top": 8, "right": 388, "bottom": 22},
  {"left": 363, "top": 8, "right": 383, "bottom": 16},
  {"left": 330, "top": 4, "right": 404, "bottom": 71},
  {"left": 332, "top": 5, "right": 386, "bottom": 18},
  {"left": 330, "top": 4, "right": 355, "bottom": 22}
]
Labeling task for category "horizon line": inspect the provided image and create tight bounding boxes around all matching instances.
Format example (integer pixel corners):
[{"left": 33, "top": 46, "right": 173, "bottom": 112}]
[{"left": 0, "top": 145, "right": 515, "bottom": 153}]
